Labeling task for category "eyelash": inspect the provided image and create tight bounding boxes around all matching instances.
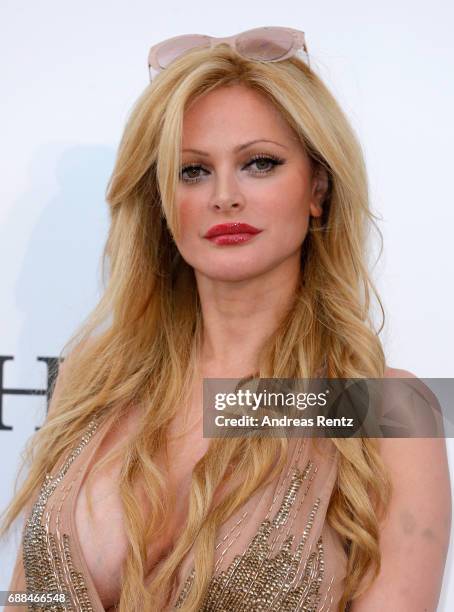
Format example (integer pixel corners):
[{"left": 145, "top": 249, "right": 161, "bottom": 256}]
[{"left": 179, "top": 153, "right": 285, "bottom": 184}]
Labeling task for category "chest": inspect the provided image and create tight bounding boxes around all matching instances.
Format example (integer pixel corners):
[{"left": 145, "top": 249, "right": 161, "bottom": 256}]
[{"left": 74, "top": 404, "right": 210, "bottom": 610}]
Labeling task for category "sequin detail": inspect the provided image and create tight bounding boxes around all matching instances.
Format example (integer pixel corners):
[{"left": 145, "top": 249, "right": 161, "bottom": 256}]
[
  {"left": 174, "top": 460, "right": 325, "bottom": 611},
  {"left": 22, "top": 417, "right": 100, "bottom": 611}
]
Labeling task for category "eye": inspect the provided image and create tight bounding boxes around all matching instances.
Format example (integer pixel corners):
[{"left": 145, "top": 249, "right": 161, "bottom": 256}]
[
  {"left": 246, "top": 154, "right": 285, "bottom": 175},
  {"left": 180, "top": 163, "right": 208, "bottom": 183},
  {"left": 179, "top": 153, "right": 285, "bottom": 184}
]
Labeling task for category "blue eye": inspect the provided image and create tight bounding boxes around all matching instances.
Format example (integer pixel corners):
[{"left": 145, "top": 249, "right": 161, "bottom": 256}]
[{"left": 179, "top": 154, "right": 285, "bottom": 184}]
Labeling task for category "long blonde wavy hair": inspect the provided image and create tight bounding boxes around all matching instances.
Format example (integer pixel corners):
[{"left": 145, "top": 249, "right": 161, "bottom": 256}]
[{"left": 1, "top": 44, "right": 391, "bottom": 611}]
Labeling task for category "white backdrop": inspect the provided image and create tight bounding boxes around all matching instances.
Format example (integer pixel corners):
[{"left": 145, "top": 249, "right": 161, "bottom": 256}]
[{"left": 1, "top": 0, "right": 453, "bottom": 609}]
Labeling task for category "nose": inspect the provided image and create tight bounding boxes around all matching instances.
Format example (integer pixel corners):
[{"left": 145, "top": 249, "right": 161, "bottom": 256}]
[
  {"left": 211, "top": 199, "right": 243, "bottom": 212},
  {"left": 209, "top": 174, "right": 246, "bottom": 213}
]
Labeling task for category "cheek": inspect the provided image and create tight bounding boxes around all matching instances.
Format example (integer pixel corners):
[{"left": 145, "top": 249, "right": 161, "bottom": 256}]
[
  {"left": 176, "top": 197, "right": 200, "bottom": 240},
  {"left": 173, "top": 197, "right": 203, "bottom": 261},
  {"left": 269, "top": 191, "right": 311, "bottom": 242},
  {"left": 177, "top": 197, "right": 193, "bottom": 226},
  {"left": 283, "top": 216, "right": 310, "bottom": 249}
]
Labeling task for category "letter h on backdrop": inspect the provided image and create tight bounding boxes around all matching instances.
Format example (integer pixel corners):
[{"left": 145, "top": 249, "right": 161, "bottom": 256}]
[{"left": 0, "top": 356, "right": 61, "bottom": 431}]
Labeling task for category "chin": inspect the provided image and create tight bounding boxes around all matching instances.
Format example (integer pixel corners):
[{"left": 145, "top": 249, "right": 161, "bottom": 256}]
[{"left": 195, "top": 264, "right": 269, "bottom": 283}]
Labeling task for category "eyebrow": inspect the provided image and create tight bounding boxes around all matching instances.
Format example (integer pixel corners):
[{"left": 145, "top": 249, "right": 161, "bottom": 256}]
[{"left": 182, "top": 139, "right": 289, "bottom": 156}]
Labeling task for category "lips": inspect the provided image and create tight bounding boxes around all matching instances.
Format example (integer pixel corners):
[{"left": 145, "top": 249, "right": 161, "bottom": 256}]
[{"left": 204, "top": 222, "right": 262, "bottom": 238}]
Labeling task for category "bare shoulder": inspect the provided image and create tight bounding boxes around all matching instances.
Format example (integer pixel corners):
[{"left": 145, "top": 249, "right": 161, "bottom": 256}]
[
  {"left": 380, "top": 366, "right": 450, "bottom": 499},
  {"left": 350, "top": 365, "right": 452, "bottom": 611}
]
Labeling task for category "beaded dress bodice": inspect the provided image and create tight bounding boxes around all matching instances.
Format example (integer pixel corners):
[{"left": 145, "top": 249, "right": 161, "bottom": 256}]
[{"left": 8, "top": 411, "right": 348, "bottom": 611}]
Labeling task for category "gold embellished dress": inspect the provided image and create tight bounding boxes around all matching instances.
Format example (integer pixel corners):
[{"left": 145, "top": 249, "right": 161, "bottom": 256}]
[{"left": 7, "top": 411, "right": 348, "bottom": 611}]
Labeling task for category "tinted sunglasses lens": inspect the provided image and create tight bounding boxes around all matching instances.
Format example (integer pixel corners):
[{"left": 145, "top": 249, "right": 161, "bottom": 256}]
[
  {"left": 236, "top": 29, "right": 294, "bottom": 60},
  {"left": 155, "top": 35, "right": 211, "bottom": 69}
]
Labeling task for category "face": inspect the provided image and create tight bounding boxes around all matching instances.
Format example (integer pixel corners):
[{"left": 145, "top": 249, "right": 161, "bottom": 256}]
[{"left": 174, "top": 84, "right": 327, "bottom": 283}]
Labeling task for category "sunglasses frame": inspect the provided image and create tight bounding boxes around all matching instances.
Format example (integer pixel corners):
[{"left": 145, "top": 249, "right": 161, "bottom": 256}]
[{"left": 147, "top": 26, "right": 310, "bottom": 82}]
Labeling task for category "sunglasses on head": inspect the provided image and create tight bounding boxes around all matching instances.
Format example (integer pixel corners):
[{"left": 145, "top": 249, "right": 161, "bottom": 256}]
[{"left": 147, "top": 26, "right": 310, "bottom": 82}]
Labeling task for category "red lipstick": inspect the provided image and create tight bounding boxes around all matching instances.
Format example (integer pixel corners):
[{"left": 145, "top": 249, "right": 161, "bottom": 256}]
[{"left": 204, "top": 222, "right": 263, "bottom": 246}]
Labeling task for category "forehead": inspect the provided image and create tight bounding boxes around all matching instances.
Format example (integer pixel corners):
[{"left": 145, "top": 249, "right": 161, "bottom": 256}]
[{"left": 182, "top": 84, "right": 301, "bottom": 149}]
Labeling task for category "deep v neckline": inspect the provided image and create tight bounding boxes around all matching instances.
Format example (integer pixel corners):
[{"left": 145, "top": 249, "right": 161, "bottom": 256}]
[{"left": 17, "top": 412, "right": 346, "bottom": 612}]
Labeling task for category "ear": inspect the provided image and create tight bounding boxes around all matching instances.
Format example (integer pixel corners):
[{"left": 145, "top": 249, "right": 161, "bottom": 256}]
[{"left": 309, "top": 164, "right": 329, "bottom": 218}]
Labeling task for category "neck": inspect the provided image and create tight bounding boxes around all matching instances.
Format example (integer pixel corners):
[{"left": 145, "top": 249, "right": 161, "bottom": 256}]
[{"left": 195, "top": 256, "right": 301, "bottom": 374}]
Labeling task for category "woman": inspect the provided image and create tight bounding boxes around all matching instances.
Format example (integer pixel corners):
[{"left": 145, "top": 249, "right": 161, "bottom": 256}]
[{"left": 1, "top": 27, "right": 451, "bottom": 612}]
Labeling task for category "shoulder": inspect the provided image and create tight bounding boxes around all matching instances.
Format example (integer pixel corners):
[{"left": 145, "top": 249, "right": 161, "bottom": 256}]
[
  {"left": 383, "top": 365, "right": 417, "bottom": 378},
  {"left": 379, "top": 367, "right": 450, "bottom": 496},
  {"left": 350, "top": 365, "right": 452, "bottom": 610}
]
